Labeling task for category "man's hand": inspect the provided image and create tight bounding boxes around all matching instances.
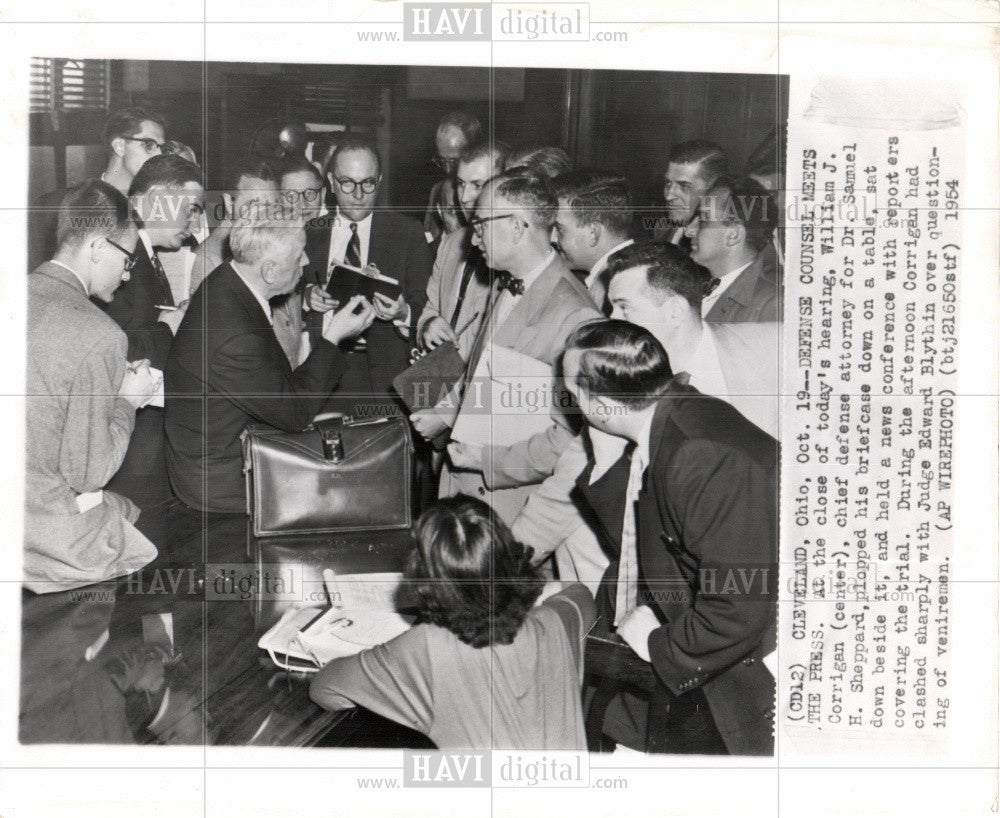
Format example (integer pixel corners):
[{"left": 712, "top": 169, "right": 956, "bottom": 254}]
[
  {"left": 616, "top": 605, "right": 659, "bottom": 663},
  {"left": 447, "top": 441, "right": 484, "bottom": 472},
  {"left": 306, "top": 284, "right": 339, "bottom": 314},
  {"left": 119, "top": 359, "right": 160, "bottom": 410},
  {"left": 372, "top": 292, "right": 408, "bottom": 323},
  {"left": 158, "top": 300, "right": 189, "bottom": 336},
  {"left": 409, "top": 408, "right": 450, "bottom": 441},
  {"left": 421, "top": 315, "right": 458, "bottom": 350},
  {"left": 322, "top": 295, "right": 375, "bottom": 345}
]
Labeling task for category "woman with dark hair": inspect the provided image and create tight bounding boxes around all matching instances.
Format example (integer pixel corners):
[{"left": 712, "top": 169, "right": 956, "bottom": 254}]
[{"left": 310, "top": 495, "right": 596, "bottom": 750}]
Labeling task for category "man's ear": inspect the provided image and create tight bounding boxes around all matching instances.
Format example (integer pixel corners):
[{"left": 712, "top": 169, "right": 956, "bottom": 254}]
[
  {"left": 260, "top": 259, "right": 277, "bottom": 285},
  {"left": 89, "top": 236, "right": 106, "bottom": 264},
  {"left": 588, "top": 222, "right": 602, "bottom": 248},
  {"left": 111, "top": 137, "right": 126, "bottom": 159},
  {"left": 727, "top": 222, "right": 746, "bottom": 249}
]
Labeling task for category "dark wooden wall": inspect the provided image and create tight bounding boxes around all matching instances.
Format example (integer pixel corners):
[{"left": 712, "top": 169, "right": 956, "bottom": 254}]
[{"left": 29, "top": 60, "right": 787, "bottom": 218}]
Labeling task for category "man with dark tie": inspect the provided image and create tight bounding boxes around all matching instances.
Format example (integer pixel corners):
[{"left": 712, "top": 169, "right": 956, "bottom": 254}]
[
  {"left": 550, "top": 170, "right": 635, "bottom": 312},
  {"left": 684, "top": 174, "right": 782, "bottom": 323},
  {"left": 563, "top": 320, "right": 777, "bottom": 755},
  {"left": 301, "top": 136, "right": 433, "bottom": 415},
  {"left": 101, "top": 153, "right": 204, "bottom": 509},
  {"left": 655, "top": 140, "right": 728, "bottom": 250}
]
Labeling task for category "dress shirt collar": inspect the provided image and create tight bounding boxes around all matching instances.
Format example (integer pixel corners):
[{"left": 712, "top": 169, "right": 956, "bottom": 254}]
[
  {"left": 47, "top": 259, "right": 89, "bottom": 296},
  {"left": 333, "top": 207, "right": 373, "bottom": 234},
  {"left": 634, "top": 410, "right": 654, "bottom": 472},
  {"left": 516, "top": 248, "right": 557, "bottom": 295},
  {"left": 230, "top": 261, "right": 273, "bottom": 325},
  {"left": 701, "top": 258, "right": 753, "bottom": 316},
  {"left": 586, "top": 238, "right": 634, "bottom": 290},
  {"left": 138, "top": 228, "right": 156, "bottom": 261}
]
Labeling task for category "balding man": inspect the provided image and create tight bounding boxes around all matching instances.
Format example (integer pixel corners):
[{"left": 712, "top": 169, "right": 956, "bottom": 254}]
[
  {"left": 423, "top": 111, "right": 482, "bottom": 243},
  {"left": 164, "top": 213, "right": 375, "bottom": 513}
]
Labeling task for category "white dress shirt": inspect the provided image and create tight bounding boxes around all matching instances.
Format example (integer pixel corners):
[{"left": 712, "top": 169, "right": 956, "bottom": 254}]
[
  {"left": 325, "top": 209, "right": 373, "bottom": 278},
  {"left": 492, "top": 249, "right": 556, "bottom": 328},
  {"left": 585, "top": 238, "right": 634, "bottom": 292},
  {"left": 614, "top": 413, "right": 654, "bottom": 625},
  {"left": 684, "top": 323, "right": 729, "bottom": 401}
]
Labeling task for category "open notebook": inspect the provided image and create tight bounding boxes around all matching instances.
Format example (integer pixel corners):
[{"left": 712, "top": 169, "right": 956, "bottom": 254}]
[{"left": 258, "top": 572, "right": 413, "bottom": 672}]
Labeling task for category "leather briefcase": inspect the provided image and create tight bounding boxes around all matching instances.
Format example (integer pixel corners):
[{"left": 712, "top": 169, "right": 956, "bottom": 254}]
[
  {"left": 252, "top": 526, "right": 415, "bottom": 628},
  {"left": 242, "top": 414, "right": 413, "bottom": 537}
]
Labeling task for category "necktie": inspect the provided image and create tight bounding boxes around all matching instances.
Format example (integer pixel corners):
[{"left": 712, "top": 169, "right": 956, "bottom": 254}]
[
  {"left": 450, "top": 255, "right": 481, "bottom": 329},
  {"left": 495, "top": 270, "right": 525, "bottom": 296},
  {"left": 455, "top": 277, "right": 505, "bottom": 402},
  {"left": 615, "top": 441, "right": 646, "bottom": 626},
  {"left": 344, "top": 222, "right": 361, "bottom": 268},
  {"left": 150, "top": 251, "right": 174, "bottom": 307}
]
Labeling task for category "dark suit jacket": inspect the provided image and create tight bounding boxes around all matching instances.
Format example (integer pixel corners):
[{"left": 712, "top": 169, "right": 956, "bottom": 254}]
[
  {"left": 302, "top": 210, "right": 433, "bottom": 405},
  {"left": 100, "top": 242, "right": 175, "bottom": 371},
  {"left": 164, "top": 262, "right": 348, "bottom": 513},
  {"left": 704, "top": 244, "right": 782, "bottom": 324},
  {"left": 577, "top": 381, "right": 778, "bottom": 755}
]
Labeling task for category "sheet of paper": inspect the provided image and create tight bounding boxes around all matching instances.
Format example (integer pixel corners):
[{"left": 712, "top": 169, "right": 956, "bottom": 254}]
[{"left": 450, "top": 342, "right": 560, "bottom": 447}]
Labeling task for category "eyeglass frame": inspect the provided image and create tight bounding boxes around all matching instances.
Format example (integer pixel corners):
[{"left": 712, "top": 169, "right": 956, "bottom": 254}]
[
  {"left": 332, "top": 175, "right": 379, "bottom": 195},
  {"left": 106, "top": 238, "right": 138, "bottom": 273},
  {"left": 468, "top": 212, "right": 527, "bottom": 237},
  {"left": 122, "top": 136, "right": 172, "bottom": 155}
]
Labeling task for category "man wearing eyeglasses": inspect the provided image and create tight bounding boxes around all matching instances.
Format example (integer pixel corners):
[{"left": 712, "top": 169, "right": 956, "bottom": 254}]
[
  {"left": 437, "top": 170, "right": 601, "bottom": 525},
  {"left": 29, "top": 107, "right": 167, "bottom": 272},
  {"left": 301, "top": 136, "right": 433, "bottom": 415},
  {"left": 26, "top": 180, "right": 160, "bottom": 592},
  {"left": 422, "top": 111, "right": 482, "bottom": 245},
  {"left": 100, "top": 153, "right": 204, "bottom": 509}
]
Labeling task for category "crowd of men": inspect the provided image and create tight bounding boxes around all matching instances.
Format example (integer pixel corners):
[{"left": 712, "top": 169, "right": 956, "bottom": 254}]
[{"left": 25, "top": 105, "right": 783, "bottom": 754}]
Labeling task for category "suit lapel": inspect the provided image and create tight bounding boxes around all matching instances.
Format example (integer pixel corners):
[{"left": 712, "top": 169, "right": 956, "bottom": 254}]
[{"left": 493, "top": 256, "right": 566, "bottom": 348}]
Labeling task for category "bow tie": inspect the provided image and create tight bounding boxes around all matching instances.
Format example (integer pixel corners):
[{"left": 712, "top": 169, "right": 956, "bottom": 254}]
[
  {"left": 495, "top": 271, "right": 525, "bottom": 296},
  {"left": 705, "top": 277, "right": 722, "bottom": 295}
]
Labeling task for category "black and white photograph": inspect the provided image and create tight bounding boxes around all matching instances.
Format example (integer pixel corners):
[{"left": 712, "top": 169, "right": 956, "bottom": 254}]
[
  {"left": 1, "top": 3, "right": 997, "bottom": 818},
  {"left": 19, "top": 56, "right": 786, "bottom": 754}
]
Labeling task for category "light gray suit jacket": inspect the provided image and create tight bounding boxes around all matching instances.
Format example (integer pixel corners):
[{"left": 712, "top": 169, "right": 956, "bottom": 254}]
[
  {"left": 24, "top": 263, "right": 156, "bottom": 593},
  {"left": 417, "top": 227, "right": 491, "bottom": 360},
  {"left": 439, "top": 253, "right": 601, "bottom": 524}
]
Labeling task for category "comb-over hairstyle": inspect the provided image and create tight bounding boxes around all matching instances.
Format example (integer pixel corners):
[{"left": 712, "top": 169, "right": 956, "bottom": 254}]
[
  {"left": 229, "top": 208, "right": 304, "bottom": 266},
  {"left": 438, "top": 111, "right": 483, "bottom": 144},
  {"left": 667, "top": 140, "right": 728, "bottom": 184},
  {"left": 553, "top": 170, "right": 634, "bottom": 237},
  {"left": 56, "top": 180, "right": 134, "bottom": 249},
  {"left": 606, "top": 240, "right": 714, "bottom": 310},
  {"left": 489, "top": 170, "right": 558, "bottom": 229},
  {"left": 700, "top": 174, "right": 777, "bottom": 253},
  {"left": 128, "top": 154, "right": 203, "bottom": 198},
  {"left": 505, "top": 145, "right": 573, "bottom": 179},
  {"left": 405, "top": 495, "right": 544, "bottom": 648},
  {"left": 102, "top": 106, "right": 166, "bottom": 153},
  {"left": 563, "top": 319, "right": 675, "bottom": 410}
]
